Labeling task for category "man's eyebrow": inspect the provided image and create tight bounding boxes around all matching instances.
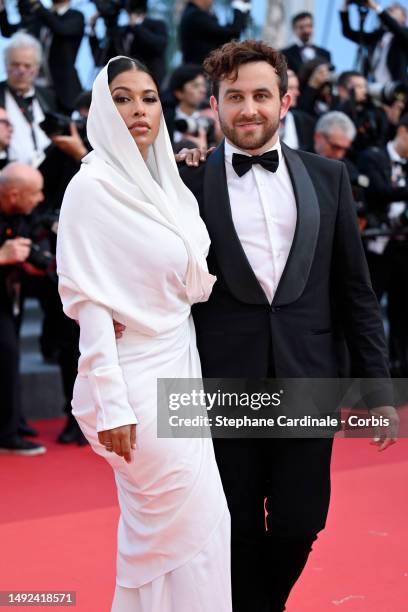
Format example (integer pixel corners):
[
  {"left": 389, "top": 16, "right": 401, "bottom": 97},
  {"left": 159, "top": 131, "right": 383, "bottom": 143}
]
[{"left": 224, "top": 87, "right": 273, "bottom": 95}]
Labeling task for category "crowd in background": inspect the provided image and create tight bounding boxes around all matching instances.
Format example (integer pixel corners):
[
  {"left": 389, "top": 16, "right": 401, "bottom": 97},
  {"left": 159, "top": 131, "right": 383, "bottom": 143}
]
[{"left": 0, "top": 0, "right": 407, "bottom": 455}]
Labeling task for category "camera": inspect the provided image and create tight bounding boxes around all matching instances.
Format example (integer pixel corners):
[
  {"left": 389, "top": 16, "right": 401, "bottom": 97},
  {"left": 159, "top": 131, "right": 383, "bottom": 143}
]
[
  {"left": 368, "top": 81, "right": 408, "bottom": 106},
  {"left": 173, "top": 116, "right": 214, "bottom": 137},
  {"left": 40, "top": 112, "right": 87, "bottom": 139}
]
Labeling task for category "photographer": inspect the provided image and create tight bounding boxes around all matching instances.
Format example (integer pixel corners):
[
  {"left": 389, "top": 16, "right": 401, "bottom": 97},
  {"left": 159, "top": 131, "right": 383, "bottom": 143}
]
[
  {"left": 282, "top": 11, "right": 332, "bottom": 75},
  {"left": 0, "top": 162, "right": 46, "bottom": 455},
  {"left": 358, "top": 113, "right": 408, "bottom": 375},
  {"left": 340, "top": 1, "right": 408, "bottom": 83},
  {"left": 336, "top": 70, "right": 389, "bottom": 153},
  {"left": 297, "top": 58, "right": 335, "bottom": 117},
  {"left": 0, "top": 0, "right": 84, "bottom": 113},
  {"left": 163, "top": 64, "right": 215, "bottom": 151},
  {"left": 179, "top": 0, "right": 251, "bottom": 66},
  {"left": 90, "top": 0, "right": 168, "bottom": 88}
]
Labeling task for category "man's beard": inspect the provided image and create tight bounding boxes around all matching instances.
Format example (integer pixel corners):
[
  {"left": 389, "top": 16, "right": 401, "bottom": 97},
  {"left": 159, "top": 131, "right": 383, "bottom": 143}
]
[{"left": 218, "top": 114, "right": 280, "bottom": 152}]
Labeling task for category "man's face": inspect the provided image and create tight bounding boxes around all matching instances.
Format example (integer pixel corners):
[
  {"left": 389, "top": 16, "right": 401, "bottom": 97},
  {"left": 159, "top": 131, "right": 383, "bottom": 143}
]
[
  {"left": 6, "top": 47, "right": 39, "bottom": 93},
  {"left": 13, "top": 174, "right": 44, "bottom": 215},
  {"left": 396, "top": 126, "right": 408, "bottom": 158},
  {"left": 314, "top": 128, "right": 351, "bottom": 161},
  {"left": 348, "top": 75, "right": 368, "bottom": 104},
  {"left": 211, "top": 61, "right": 291, "bottom": 155},
  {"left": 175, "top": 74, "right": 207, "bottom": 110},
  {"left": 293, "top": 17, "right": 313, "bottom": 44},
  {"left": 0, "top": 108, "right": 12, "bottom": 149},
  {"left": 194, "top": 0, "right": 213, "bottom": 11},
  {"left": 287, "top": 71, "right": 300, "bottom": 108},
  {"left": 388, "top": 6, "right": 407, "bottom": 26}
]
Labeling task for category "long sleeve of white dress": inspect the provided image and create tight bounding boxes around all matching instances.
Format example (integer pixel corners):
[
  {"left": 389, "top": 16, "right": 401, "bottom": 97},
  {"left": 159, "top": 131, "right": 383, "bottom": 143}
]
[{"left": 74, "top": 298, "right": 138, "bottom": 432}]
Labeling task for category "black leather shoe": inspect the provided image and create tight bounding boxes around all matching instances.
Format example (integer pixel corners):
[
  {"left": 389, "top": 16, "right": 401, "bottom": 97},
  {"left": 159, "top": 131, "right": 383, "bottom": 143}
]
[
  {"left": 18, "top": 422, "right": 39, "bottom": 438},
  {"left": 57, "top": 415, "right": 88, "bottom": 446},
  {"left": 0, "top": 435, "right": 46, "bottom": 456}
]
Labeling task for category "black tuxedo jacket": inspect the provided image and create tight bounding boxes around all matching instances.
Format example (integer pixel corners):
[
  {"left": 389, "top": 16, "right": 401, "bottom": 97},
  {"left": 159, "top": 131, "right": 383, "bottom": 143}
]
[
  {"left": 340, "top": 9, "right": 408, "bottom": 81},
  {"left": 0, "top": 7, "right": 84, "bottom": 112},
  {"left": 179, "top": 2, "right": 248, "bottom": 65},
  {"left": 358, "top": 146, "right": 408, "bottom": 214},
  {"left": 281, "top": 44, "right": 331, "bottom": 74},
  {"left": 289, "top": 108, "right": 316, "bottom": 151},
  {"left": 179, "top": 142, "right": 392, "bottom": 406}
]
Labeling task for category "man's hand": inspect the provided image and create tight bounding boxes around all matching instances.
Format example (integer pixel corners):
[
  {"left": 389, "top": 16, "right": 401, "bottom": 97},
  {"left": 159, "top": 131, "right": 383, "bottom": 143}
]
[
  {"left": 370, "top": 405, "right": 399, "bottom": 451},
  {"left": 113, "top": 319, "right": 126, "bottom": 339},
  {"left": 175, "top": 146, "right": 215, "bottom": 167},
  {"left": 52, "top": 122, "right": 87, "bottom": 163},
  {"left": 0, "top": 237, "right": 31, "bottom": 265},
  {"left": 98, "top": 424, "right": 136, "bottom": 463}
]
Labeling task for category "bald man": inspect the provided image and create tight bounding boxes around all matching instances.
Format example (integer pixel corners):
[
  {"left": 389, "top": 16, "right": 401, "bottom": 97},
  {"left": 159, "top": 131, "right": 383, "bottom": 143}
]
[{"left": 0, "top": 162, "right": 46, "bottom": 454}]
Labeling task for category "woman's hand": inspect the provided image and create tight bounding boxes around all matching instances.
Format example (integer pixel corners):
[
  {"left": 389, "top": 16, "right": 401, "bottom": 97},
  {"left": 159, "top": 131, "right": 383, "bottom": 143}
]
[
  {"left": 98, "top": 424, "right": 136, "bottom": 463},
  {"left": 175, "top": 146, "right": 216, "bottom": 167}
]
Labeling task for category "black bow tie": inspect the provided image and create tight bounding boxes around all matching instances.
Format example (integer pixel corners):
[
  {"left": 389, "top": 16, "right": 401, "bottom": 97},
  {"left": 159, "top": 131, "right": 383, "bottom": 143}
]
[{"left": 232, "top": 150, "right": 279, "bottom": 177}]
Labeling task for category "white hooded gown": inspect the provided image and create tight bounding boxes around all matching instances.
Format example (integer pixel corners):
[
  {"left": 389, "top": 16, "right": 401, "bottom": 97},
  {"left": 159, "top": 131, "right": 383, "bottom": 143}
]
[{"left": 56, "top": 59, "right": 231, "bottom": 611}]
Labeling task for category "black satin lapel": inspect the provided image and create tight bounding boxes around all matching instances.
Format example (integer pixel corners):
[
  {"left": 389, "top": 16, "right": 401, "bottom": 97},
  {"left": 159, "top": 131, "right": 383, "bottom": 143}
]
[
  {"left": 274, "top": 143, "right": 320, "bottom": 306},
  {"left": 203, "top": 142, "right": 269, "bottom": 305}
]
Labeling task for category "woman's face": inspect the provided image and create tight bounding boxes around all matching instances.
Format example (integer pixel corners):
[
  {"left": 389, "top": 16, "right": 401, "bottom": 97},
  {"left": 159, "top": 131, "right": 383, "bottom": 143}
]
[{"left": 109, "top": 68, "right": 161, "bottom": 160}]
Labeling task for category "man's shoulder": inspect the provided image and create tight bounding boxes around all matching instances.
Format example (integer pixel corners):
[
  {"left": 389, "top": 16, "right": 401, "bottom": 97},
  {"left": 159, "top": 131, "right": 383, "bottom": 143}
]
[
  {"left": 178, "top": 160, "right": 207, "bottom": 192},
  {"left": 282, "top": 44, "right": 298, "bottom": 55},
  {"left": 294, "top": 147, "right": 343, "bottom": 176},
  {"left": 358, "top": 146, "right": 389, "bottom": 164}
]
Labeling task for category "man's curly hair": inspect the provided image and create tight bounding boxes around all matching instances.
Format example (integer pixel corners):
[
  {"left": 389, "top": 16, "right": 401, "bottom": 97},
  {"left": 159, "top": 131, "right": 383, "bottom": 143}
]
[{"left": 203, "top": 39, "right": 288, "bottom": 100}]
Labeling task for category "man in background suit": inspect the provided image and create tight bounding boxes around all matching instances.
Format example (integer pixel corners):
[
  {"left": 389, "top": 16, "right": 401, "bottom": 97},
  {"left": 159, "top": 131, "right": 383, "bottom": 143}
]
[
  {"left": 358, "top": 113, "right": 408, "bottom": 375},
  {"left": 282, "top": 11, "right": 331, "bottom": 75},
  {"left": 340, "top": 0, "right": 408, "bottom": 83},
  {"left": 179, "top": 0, "right": 251, "bottom": 65},
  {"left": 0, "top": 0, "right": 84, "bottom": 113},
  {"left": 178, "top": 40, "right": 398, "bottom": 612},
  {"left": 280, "top": 68, "right": 315, "bottom": 150}
]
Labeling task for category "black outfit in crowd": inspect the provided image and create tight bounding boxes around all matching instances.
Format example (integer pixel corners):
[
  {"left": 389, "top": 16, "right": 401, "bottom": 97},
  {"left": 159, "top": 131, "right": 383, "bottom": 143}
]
[
  {"left": 0, "top": 4, "right": 84, "bottom": 113},
  {"left": 336, "top": 98, "right": 389, "bottom": 154},
  {"left": 358, "top": 145, "right": 408, "bottom": 375},
  {"left": 179, "top": 1, "right": 249, "bottom": 65},
  {"left": 340, "top": 9, "right": 408, "bottom": 81},
  {"left": 180, "top": 142, "right": 392, "bottom": 612},
  {"left": 0, "top": 213, "right": 30, "bottom": 445},
  {"left": 282, "top": 43, "right": 331, "bottom": 75},
  {"left": 282, "top": 108, "right": 316, "bottom": 151},
  {"left": 90, "top": 16, "right": 168, "bottom": 88}
]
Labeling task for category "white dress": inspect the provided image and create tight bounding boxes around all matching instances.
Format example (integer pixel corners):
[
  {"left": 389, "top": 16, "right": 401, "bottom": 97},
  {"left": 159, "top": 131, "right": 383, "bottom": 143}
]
[{"left": 56, "top": 59, "right": 231, "bottom": 612}]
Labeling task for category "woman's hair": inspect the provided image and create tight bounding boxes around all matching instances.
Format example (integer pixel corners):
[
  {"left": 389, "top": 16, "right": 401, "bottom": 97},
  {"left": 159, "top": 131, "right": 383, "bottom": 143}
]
[
  {"left": 107, "top": 57, "right": 158, "bottom": 89},
  {"left": 203, "top": 39, "right": 288, "bottom": 100}
]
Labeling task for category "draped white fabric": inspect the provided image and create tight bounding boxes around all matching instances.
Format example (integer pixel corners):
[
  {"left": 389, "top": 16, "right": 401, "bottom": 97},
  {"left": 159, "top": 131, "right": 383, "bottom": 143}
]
[{"left": 56, "top": 58, "right": 230, "bottom": 610}]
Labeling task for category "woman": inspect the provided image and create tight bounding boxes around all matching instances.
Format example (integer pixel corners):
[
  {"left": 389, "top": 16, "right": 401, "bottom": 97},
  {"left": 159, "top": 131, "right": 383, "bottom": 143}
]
[{"left": 56, "top": 57, "right": 231, "bottom": 611}]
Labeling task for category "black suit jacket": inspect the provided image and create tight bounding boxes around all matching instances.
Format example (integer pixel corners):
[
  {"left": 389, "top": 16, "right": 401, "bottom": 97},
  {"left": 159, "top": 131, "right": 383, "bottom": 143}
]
[
  {"left": 282, "top": 44, "right": 331, "bottom": 75},
  {"left": 358, "top": 146, "right": 408, "bottom": 215},
  {"left": 0, "top": 7, "right": 84, "bottom": 112},
  {"left": 90, "top": 18, "right": 168, "bottom": 88},
  {"left": 340, "top": 9, "right": 408, "bottom": 81},
  {"left": 288, "top": 108, "right": 316, "bottom": 151},
  {"left": 179, "top": 2, "right": 248, "bottom": 65},
  {"left": 179, "top": 142, "right": 392, "bottom": 406}
]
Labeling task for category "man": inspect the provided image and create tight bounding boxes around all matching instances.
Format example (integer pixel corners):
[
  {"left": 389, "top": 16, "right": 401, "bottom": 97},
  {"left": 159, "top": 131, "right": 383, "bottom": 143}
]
[
  {"left": 0, "top": 107, "right": 12, "bottom": 169},
  {"left": 0, "top": 32, "right": 56, "bottom": 167},
  {"left": 340, "top": 0, "right": 408, "bottom": 83},
  {"left": 280, "top": 69, "right": 315, "bottom": 150},
  {"left": 163, "top": 64, "right": 210, "bottom": 149},
  {"left": 282, "top": 11, "right": 332, "bottom": 75},
  {"left": 335, "top": 70, "right": 389, "bottom": 153},
  {"left": 314, "top": 111, "right": 356, "bottom": 162},
  {"left": 178, "top": 40, "right": 398, "bottom": 612},
  {"left": 179, "top": 0, "right": 251, "bottom": 65},
  {"left": 358, "top": 113, "right": 408, "bottom": 376},
  {"left": 0, "top": 162, "right": 46, "bottom": 455},
  {"left": 90, "top": 0, "right": 168, "bottom": 88},
  {"left": 0, "top": 0, "right": 84, "bottom": 113}
]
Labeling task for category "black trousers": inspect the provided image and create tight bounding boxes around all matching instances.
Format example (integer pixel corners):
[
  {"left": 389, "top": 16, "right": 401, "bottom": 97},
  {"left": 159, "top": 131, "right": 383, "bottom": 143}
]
[
  {"left": 0, "top": 299, "right": 21, "bottom": 442},
  {"left": 213, "top": 437, "right": 334, "bottom": 612}
]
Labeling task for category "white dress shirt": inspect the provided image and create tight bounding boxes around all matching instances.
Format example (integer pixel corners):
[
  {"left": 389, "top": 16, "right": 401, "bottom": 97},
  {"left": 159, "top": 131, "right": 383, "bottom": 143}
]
[
  {"left": 280, "top": 110, "right": 300, "bottom": 150},
  {"left": 224, "top": 138, "right": 297, "bottom": 303}
]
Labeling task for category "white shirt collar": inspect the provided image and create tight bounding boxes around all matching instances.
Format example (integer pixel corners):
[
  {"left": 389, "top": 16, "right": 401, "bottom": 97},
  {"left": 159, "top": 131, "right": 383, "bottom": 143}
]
[
  {"left": 54, "top": 4, "right": 70, "bottom": 15},
  {"left": 224, "top": 137, "right": 282, "bottom": 165},
  {"left": 388, "top": 141, "right": 406, "bottom": 164}
]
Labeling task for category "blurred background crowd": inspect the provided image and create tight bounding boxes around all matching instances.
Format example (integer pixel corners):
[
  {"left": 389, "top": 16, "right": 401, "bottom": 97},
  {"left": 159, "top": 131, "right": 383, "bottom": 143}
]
[{"left": 0, "top": 0, "right": 407, "bottom": 455}]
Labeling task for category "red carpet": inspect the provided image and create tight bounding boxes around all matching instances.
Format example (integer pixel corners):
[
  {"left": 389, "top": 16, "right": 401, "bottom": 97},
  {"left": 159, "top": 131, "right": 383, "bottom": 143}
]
[{"left": 1, "top": 418, "right": 407, "bottom": 611}]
